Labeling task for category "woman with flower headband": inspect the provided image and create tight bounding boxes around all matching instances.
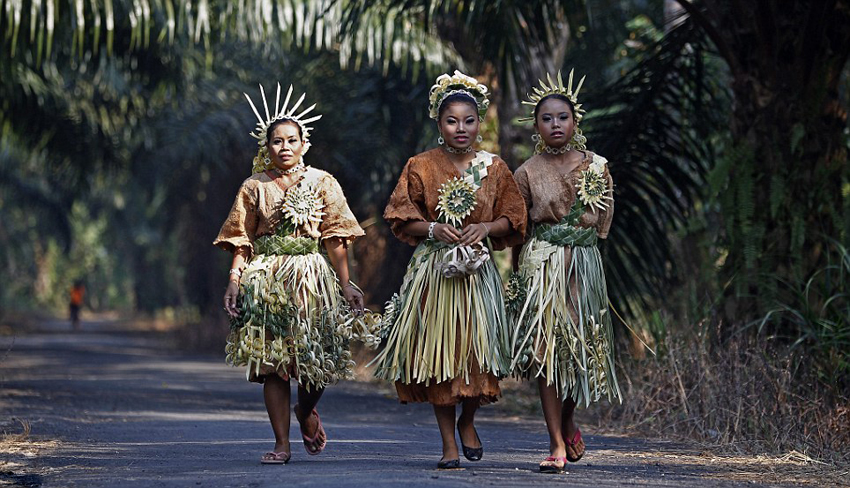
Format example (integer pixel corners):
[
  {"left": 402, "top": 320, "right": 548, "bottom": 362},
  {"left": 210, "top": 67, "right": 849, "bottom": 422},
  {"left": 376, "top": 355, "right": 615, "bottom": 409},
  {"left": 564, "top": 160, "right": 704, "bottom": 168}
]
[
  {"left": 374, "top": 70, "right": 527, "bottom": 469},
  {"left": 214, "top": 84, "right": 380, "bottom": 465},
  {"left": 508, "top": 71, "right": 621, "bottom": 473}
]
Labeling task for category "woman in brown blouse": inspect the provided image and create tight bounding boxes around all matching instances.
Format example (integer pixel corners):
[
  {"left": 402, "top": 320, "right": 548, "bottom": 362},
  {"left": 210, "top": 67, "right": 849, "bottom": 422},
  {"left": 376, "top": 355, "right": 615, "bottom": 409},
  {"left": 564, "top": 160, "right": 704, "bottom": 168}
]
[
  {"left": 374, "top": 71, "right": 526, "bottom": 469},
  {"left": 214, "top": 84, "right": 374, "bottom": 465},
  {"left": 509, "top": 71, "right": 621, "bottom": 473}
]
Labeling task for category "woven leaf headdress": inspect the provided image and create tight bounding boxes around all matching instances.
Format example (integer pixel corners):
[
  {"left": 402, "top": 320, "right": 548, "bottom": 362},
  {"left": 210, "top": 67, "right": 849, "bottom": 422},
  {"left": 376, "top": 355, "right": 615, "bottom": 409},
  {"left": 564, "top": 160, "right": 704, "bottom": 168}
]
[{"left": 428, "top": 70, "right": 490, "bottom": 121}]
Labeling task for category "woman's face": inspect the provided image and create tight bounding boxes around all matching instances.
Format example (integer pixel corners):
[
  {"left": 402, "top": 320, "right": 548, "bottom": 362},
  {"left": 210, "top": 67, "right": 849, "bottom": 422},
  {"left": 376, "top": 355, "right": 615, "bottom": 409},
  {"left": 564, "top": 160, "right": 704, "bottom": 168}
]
[
  {"left": 535, "top": 98, "right": 575, "bottom": 149},
  {"left": 438, "top": 102, "right": 479, "bottom": 151},
  {"left": 267, "top": 122, "right": 304, "bottom": 170}
]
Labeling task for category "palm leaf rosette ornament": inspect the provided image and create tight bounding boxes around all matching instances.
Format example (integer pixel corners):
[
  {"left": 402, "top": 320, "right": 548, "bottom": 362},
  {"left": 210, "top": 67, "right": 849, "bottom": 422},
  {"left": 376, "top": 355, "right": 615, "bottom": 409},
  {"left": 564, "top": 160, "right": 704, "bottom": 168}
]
[
  {"left": 282, "top": 183, "right": 326, "bottom": 226},
  {"left": 576, "top": 155, "right": 612, "bottom": 213},
  {"left": 504, "top": 271, "right": 528, "bottom": 317},
  {"left": 436, "top": 177, "right": 477, "bottom": 227}
]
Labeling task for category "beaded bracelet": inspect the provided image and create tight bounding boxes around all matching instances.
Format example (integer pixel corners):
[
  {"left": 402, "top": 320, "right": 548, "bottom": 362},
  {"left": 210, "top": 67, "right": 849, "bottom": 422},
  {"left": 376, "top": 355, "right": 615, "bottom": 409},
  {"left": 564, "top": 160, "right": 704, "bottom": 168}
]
[{"left": 428, "top": 222, "right": 438, "bottom": 240}]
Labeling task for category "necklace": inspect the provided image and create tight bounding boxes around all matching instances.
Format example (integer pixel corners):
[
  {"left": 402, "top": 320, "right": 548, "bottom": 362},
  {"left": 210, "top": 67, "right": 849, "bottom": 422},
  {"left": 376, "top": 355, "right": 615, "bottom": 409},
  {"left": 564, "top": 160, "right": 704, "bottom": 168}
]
[
  {"left": 274, "top": 162, "right": 305, "bottom": 175},
  {"left": 444, "top": 145, "right": 473, "bottom": 155},
  {"left": 543, "top": 144, "right": 572, "bottom": 155}
]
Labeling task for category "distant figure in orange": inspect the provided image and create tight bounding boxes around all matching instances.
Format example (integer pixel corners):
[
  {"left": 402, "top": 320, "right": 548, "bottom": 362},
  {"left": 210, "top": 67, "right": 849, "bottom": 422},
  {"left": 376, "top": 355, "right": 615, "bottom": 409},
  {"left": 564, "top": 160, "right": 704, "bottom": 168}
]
[{"left": 69, "top": 280, "right": 85, "bottom": 331}]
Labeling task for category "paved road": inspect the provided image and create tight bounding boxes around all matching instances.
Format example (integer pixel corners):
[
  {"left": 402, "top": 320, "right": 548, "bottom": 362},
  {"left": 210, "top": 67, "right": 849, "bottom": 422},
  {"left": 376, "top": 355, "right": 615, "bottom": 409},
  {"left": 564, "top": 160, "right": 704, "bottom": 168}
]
[{"left": 0, "top": 320, "right": 812, "bottom": 487}]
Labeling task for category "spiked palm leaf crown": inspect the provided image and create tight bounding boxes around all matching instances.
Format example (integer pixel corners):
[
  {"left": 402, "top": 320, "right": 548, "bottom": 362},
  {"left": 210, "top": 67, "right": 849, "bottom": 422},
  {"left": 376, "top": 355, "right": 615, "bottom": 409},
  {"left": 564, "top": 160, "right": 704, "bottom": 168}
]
[
  {"left": 244, "top": 83, "right": 322, "bottom": 174},
  {"left": 520, "top": 69, "right": 586, "bottom": 124}
]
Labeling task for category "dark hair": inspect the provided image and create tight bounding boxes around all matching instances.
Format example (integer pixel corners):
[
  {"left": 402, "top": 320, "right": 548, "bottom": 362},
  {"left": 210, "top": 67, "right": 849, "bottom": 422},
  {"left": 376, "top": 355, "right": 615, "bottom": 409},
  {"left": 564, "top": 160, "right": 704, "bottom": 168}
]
[
  {"left": 438, "top": 93, "right": 479, "bottom": 119},
  {"left": 533, "top": 94, "right": 575, "bottom": 120},
  {"left": 266, "top": 119, "right": 302, "bottom": 144}
]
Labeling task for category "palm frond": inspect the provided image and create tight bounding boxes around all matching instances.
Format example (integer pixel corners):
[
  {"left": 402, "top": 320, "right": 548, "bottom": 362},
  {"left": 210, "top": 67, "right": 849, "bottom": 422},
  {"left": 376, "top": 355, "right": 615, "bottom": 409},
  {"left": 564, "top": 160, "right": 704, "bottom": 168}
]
[
  {"left": 582, "top": 15, "right": 729, "bottom": 316},
  {"left": 336, "top": 0, "right": 588, "bottom": 90}
]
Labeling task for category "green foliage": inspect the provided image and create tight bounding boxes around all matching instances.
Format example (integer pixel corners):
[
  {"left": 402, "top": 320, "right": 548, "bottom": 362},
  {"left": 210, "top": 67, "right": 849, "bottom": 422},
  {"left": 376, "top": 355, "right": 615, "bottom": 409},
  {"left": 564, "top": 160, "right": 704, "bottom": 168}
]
[
  {"left": 40, "top": 203, "right": 136, "bottom": 311},
  {"left": 759, "top": 242, "right": 850, "bottom": 390},
  {"left": 337, "top": 0, "right": 589, "bottom": 89},
  {"left": 582, "top": 15, "right": 729, "bottom": 316}
]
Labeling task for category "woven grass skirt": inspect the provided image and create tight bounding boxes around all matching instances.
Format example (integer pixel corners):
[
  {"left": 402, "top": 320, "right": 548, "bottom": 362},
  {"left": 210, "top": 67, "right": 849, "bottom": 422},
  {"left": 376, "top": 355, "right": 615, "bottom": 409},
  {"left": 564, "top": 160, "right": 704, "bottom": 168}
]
[
  {"left": 509, "top": 235, "right": 622, "bottom": 406},
  {"left": 373, "top": 240, "right": 512, "bottom": 403},
  {"left": 225, "top": 236, "right": 378, "bottom": 389}
]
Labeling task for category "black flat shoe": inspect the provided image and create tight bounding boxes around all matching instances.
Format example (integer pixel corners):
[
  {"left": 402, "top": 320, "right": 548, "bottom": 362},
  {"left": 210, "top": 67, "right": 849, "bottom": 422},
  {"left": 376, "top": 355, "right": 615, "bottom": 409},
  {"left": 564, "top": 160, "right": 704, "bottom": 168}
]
[
  {"left": 458, "top": 424, "right": 483, "bottom": 461},
  {"left": 437, "top": 458, "right": 460, "bottom": 469}
]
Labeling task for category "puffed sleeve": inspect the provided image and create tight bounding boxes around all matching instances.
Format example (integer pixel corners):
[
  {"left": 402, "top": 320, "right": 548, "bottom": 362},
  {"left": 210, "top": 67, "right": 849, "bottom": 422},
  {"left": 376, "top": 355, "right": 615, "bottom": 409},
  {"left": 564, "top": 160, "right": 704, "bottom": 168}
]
[
  {"left": 488, "top": 159, "right": 528, "bottom": 250},
  {"left": 383, "top": 160, "right": 427, "bottom": 246},
  {"left": 213, "top": 179, "right": 260, "bottom": 253},
  {"left": 596, "top": 167, "right": 615, "bottom": 239},
  {"left": 318, "top": 175, "right": 365, "bottom": 246},
  {"left": 513, "top": 165, "right": 532, "bottom": 211}
]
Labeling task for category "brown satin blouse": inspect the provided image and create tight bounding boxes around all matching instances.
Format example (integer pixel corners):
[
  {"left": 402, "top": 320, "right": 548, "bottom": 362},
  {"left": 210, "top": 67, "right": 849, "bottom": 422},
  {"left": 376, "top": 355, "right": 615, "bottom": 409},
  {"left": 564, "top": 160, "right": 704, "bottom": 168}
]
[
  {"left": 383, "top": 148, "right": 527, "bottom": 250},
  {"left": 213, "top": 167, "right": 365, "bottom": 253},
  {"left": 513, "top": 151, "right": 614, "bottom": 239}
]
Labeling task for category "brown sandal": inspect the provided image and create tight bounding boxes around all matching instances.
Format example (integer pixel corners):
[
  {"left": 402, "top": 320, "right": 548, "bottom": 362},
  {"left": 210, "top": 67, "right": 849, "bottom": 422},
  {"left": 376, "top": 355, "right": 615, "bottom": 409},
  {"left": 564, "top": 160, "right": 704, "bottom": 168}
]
[
  {"left": 260, "top": 451, "right": 291, "bottom": 464},
  {"left": 295, "top": 404, "right": 327, "bottom": 455}
]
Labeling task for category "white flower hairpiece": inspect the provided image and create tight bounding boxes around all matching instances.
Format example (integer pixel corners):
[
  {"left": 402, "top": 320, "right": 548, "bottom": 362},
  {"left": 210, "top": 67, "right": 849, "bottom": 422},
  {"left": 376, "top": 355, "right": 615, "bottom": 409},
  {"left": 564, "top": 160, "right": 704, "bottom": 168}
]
[{"left": 428, "top": 70, "right": 490, "bottom": 120}]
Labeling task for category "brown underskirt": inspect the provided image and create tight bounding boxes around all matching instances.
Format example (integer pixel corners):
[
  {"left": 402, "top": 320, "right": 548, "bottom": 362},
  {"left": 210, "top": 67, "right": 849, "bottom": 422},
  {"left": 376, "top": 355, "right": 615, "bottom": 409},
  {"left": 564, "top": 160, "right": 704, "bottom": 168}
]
[
  {"left": 248, "top": 362, "right": 297, "bottom": 384},
  {"left": 394, "top": 362, "right": 501, "bottom": 407}
]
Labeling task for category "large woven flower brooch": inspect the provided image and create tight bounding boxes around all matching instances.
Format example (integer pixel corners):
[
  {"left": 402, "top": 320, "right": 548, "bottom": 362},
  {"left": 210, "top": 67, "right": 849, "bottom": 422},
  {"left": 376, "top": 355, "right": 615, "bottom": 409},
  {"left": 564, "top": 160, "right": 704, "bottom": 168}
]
[
  {"left": 282, "top": 183, "right": 325, "bottom": 226},
  {"left": 576, "top": 155, "right": 613, "bottom": 212},
  {"left": 436, "top": 177, "right": 477, "bottom": 227}
]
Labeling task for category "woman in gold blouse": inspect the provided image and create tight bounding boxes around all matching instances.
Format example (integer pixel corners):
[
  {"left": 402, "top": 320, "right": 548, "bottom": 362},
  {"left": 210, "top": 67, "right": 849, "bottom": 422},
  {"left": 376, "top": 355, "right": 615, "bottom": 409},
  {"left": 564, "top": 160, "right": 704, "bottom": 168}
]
[
  {"left": 214, "top": 84, "right": 372, "bottom": 465},
  {"left": 509, "top": 71, "right": 622, "bottom": 473}
]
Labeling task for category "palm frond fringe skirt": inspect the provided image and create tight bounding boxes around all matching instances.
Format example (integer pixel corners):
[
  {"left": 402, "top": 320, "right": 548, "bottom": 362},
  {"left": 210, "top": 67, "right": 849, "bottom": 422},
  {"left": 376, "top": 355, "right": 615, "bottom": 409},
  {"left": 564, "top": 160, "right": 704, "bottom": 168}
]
[
  {"left": 373, "top": 240, "right": 512, "bottom": 405},
  {"left": 225, "top": 248, "right": 372, "bottom": 390},
  {"left": 510, "top": 236, "right": 622, "bottom": 406}
]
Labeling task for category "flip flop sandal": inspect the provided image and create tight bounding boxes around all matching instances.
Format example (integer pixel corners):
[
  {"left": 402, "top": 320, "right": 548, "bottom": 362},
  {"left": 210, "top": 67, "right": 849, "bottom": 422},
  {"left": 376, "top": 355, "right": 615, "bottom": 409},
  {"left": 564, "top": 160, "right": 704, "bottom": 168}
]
[
  {"left": 539, "top": 456, "right": 567, "bottom": 473},
  {"left": 565, "top": 429, "right": 585, "bottom": 463},
  {"left": 297, "top": 406, "right": 327, "bottom": 455},
  {"left": 260, "top": 451, "right": 291, "bottom": 464}
]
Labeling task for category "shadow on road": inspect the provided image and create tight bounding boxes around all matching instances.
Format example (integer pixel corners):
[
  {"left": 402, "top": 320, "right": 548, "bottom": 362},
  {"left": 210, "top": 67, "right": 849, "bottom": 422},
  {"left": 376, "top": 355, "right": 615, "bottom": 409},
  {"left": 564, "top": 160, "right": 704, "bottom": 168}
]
[{"left": 0, "top": 321, "right": 816, "bottom": 487}]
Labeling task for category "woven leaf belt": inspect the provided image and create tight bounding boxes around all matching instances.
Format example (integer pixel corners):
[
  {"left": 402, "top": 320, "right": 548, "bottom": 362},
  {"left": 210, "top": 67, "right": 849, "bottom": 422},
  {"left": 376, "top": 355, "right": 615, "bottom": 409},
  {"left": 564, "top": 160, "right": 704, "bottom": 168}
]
[
  {"left": 534, "top": 221, "right": 598, "bottom": 247},
  {"left": 253, "top": 234, "right": 319, "bottom": 255}
]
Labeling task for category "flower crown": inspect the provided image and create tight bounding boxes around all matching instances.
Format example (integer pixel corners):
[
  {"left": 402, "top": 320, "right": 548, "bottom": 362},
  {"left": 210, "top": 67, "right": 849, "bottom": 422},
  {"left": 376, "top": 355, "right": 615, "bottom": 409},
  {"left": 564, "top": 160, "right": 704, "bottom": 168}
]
[
  {"left": 519, "top": 69, "right": 586, "bottom": 123},
  {"left": 428, "top": 70, "right": 490, "bottom": 120},
  {"left": 244, "top": 83, "right": 322, "bottom": 174}
]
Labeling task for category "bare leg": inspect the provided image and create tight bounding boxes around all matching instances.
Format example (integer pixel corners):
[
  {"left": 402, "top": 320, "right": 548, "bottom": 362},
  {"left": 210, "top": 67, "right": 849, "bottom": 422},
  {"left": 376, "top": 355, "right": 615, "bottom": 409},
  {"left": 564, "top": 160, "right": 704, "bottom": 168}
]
[
  {"left": 538, "top": 377, "right": 566, "bottom": 458},
  {"left": 433, "top": 405, "right": 459, "bottom": 462},
  {"left": 456, "top": 399, "right": 481, "bottom": 449},
  {"left": 294, "top": 385, "right": 326, "bottom": 450},
  {"left": 263, "top": 375, "right": 292, "bottom": 454},
  {"left": 561, "top": 396, "right": 584, "bottom": 460}
]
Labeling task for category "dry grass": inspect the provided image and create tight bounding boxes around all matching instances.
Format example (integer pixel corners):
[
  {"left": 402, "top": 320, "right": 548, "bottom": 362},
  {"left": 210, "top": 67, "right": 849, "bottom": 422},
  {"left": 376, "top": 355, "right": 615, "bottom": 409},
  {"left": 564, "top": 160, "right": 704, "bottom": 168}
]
[
  {"left": 583, "top": 330, "right": 850, "bottom": 482},
  {"left": 1, "top": 418, "right": 31, "bottom": 444},
  {"left": 0, "top": 417, "right": 59, "bottom": 480},
  {"left": 612, "top": 448, "right": 850, "bottom": 487}
]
